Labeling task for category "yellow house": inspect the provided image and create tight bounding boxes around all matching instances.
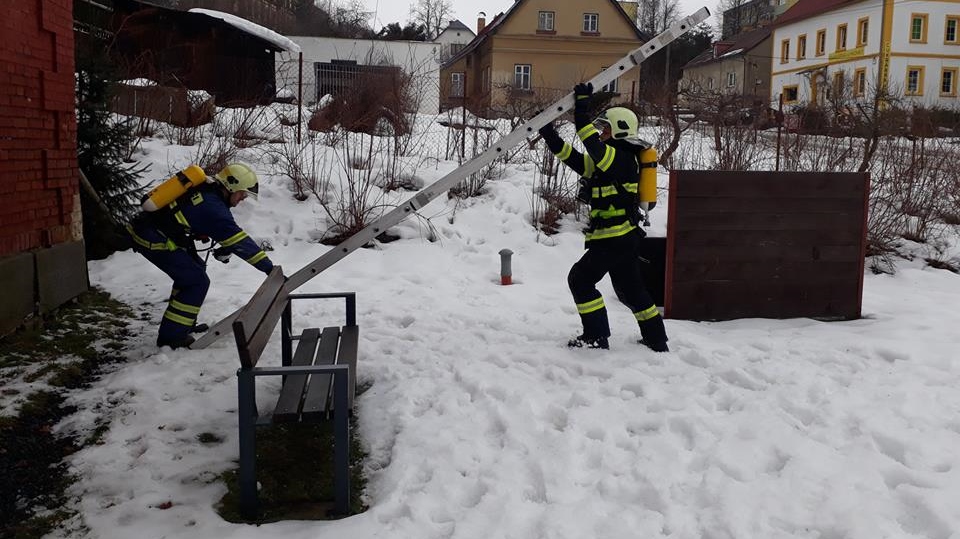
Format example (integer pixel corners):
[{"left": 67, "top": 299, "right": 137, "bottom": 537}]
[{"left": 439, "top": 0, "right": 647, "bottom": 116}]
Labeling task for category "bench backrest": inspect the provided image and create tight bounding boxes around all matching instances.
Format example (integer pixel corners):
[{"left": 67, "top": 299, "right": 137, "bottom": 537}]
[{"left": 233, "top": 266, "right": 286, "bottom": 369}]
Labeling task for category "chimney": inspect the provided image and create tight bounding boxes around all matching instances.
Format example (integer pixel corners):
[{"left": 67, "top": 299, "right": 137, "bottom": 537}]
[{"left": 477, "top": 11, "right": 486, "bottom": 33}]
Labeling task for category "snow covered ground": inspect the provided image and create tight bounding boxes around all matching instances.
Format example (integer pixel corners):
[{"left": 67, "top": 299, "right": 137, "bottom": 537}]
[{"left": 59, "top": 115, "right": 960, "bottom": 538}]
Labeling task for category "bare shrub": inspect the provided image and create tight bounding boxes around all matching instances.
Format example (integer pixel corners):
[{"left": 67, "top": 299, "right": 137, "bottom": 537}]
[
  {"left": 269, "top": 135, "right": 334, "bottom": 201},
  {"left": 318, "top": 129, "right": 391, "bottom": 244},
  {"left": 778, "top": 131, "right": 859, "bottom": 173},
  {"left": 448, "top": 123, "right": 505, "bottom": 199},
  {"left": 530, "top": 133, "right": 582, "bottom": 236},
  {"left": 159, "top": 123, "right": 202, "bottom": 147},
  {"left": 190, "top": 127, "right": 237, "bottom": 173},
  {"left": 121, "top": 114, "right": 157, "bottom": 161},
  {"left": 649, "top": 86, "right": 707, "bottom": 168},
  {"left": 677, "top": 83, "right": 770, "bottom": 170}
]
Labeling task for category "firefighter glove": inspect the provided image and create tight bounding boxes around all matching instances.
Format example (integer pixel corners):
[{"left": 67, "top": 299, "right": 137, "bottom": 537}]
[
  {"left": 573, "top": 82, "right": 593, "bottom": 99},
  {"left": 538, "top": 122, "right": 557, "bottom": 138},
  {"left": 577, "top": 178, "right": 591, "bottom": 204},
  {"left": 213, "top": 247, "right": 231, "bottom": 264}
]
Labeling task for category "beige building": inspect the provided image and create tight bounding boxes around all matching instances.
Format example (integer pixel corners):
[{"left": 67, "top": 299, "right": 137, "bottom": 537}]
[
  {"left": 679, "top": 27, "right": 773, "bottom": 106},
  {"left": 439, "top": 0, "right": 647, "bottom": 116}
]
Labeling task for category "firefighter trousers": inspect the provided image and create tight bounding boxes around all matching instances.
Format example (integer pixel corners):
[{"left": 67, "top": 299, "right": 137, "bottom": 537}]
[
  {"left": 132, "top": 235, "right": 210, "bottom": 344},
  {"left": 567, "top": 234, "right": 668, "bottom": 345}
]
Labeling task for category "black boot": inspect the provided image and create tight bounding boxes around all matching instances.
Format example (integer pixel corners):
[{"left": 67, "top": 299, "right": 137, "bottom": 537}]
[
  {"left": 157, "top": 335, "right": 196, "bottom": 350},
  {"left": 188, "top": 323, "right": 209, "bottom": 334},
  {"left": 568, "top": 334, "right": 610, "bottom": 349},
  {"left": 639, "top": 339, "right": 669, "bottom": 352}
]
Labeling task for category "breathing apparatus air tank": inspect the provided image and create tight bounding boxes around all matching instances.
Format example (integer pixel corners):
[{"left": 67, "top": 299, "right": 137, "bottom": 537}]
[
  {"left": 141, "top": 165, "right": 208, "bottom": 212},
  {"left": 638, "top": 147, "right": 658, "bottom": 226}
]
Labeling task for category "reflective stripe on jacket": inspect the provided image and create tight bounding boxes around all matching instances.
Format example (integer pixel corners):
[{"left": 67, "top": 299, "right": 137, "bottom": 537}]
[{"left": 550, "top": 137, "right": 639, "bottom": 245}]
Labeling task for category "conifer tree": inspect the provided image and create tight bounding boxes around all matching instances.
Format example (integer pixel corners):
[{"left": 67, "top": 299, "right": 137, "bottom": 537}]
[{"left": 75, "top": 49, "right": 147, "bottom": 259}]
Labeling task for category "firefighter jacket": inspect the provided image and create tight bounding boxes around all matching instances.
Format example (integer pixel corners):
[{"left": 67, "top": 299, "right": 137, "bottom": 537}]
[
  {"left": 127, "top": 182, "right": 274, "bottom": 274},
  {"left": 540, "top": 119, "right": 641, "bottom": 247}
]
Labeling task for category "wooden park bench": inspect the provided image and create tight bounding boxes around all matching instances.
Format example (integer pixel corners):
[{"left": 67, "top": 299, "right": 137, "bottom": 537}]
[{"left": 231, "top": 266, "right": 358, "bottom": 519}]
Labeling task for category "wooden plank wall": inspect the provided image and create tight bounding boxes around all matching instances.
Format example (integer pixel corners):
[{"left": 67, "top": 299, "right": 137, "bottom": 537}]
[{"left": 665, "top": 171, "right": 869, "bottom": 321}]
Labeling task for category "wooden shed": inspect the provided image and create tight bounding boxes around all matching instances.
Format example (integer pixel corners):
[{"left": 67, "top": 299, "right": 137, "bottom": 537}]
[{"left": 108, "top": 0, "right": 294, "bottom": 106}]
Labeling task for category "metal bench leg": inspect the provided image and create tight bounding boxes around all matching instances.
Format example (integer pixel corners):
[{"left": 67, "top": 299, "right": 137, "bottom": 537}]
[
  {"left": 333, "top": 369, "right": 350, "bottom": 515},
  {"left": 238, "top": 369, "right": 258, "bottom": 519}
]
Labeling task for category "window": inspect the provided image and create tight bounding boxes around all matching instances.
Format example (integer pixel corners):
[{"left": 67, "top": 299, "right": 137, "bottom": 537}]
[
  {"left": 857, "top": 17, "right": 869, "bottom": 46},
  {"left": 599, "top": 68, "right": 619, "bottom": 93},
  {"left": 708, "top": 77, "right": 715, "bottom": 90},
  {"left": 451, "top": 72, "right": 464, "bottom": 97},
  {"left": 798, "top": 34, "right": 807, "bottom": 59},
  {"left": 783, "top": 85, "right": 798, "bottom": 103},
  {"left": 727, "top": 72, "right": 736, "bottom": 87},
  {"left": 946, "top": 17, "right": 959, "bottom": 44},
  {"left": 483, "top": 66, "right": 491, "bottom": 92},
  {"left": 854, "top": 68, "right": 867, "bottom": 96},
  {"left": 583, "top": 13, "right": 599, "bottom": 33},
  {"left": 941, "top": 68, "right": 958, "bottom": 96},
  {"left": 515, "top": 64, "right": 531, "bottom": 90},
  {"left": 833, "top": 71, "right": 844, "bottom": 93},
  {"left": 538, "top": 11, "right": 555, "bottom": 32},
  {"left": 836, "top": 24, "right": 848, "bottom": 51},
  {"left": 906, "top": 65, "right": 925, "bottom": 95},
  {"left": 816, "top": 29, "right": 827, "bottom": 56},
  {"left": 780, "top": 39, "right": 790, "bottom": 63},
  {"left": 910, "top": 14, "right": 928, "bottom": 43}
]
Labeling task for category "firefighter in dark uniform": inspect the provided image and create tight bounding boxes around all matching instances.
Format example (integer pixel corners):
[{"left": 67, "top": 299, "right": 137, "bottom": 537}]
[
  {"left": 126, "top": 163, "right": 275, "bottom": 349},
  {"left": 538, "top": 83, "right": 669, "bottom": 352}
]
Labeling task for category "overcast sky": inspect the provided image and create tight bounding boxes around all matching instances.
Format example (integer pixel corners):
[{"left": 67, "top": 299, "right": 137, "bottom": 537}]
[{"left": 361, "top": 0, "right": 718, "bottom": 34}]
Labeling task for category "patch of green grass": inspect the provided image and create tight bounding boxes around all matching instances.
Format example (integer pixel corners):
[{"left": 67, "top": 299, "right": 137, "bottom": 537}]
[
  {"left": 197, "top": 432, "right": 225, "bottom": 445},
  {"left": 7, "top": 510, "right": 77, "bottom": 539},
  {"left": 216, "top": 418, "right": 368, "bottom": 524},
  {"left": 0, "top": 288, "right": 137, "bottom": 539},
  {"left": 216, "top": 383, "right": 373, "bottom": 524},
  {"left": 0, "top": 390, "right": 78, "bottom": 539}
]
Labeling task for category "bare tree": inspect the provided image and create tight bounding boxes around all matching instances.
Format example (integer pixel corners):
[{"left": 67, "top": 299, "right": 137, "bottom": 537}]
[
  {"left": 637, "top": 0, "right": 681, "bottom": 35},
  {"left": 312, "top": 0, "right": 375, "bottom": 38},
  {"left": 409, "top": 0, "right": 453, "bottom": 40}
]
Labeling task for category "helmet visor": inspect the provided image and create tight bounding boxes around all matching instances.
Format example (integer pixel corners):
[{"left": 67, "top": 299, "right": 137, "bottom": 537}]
[{"left": 244, "top": 181, "right": 259, "bottom": 200}]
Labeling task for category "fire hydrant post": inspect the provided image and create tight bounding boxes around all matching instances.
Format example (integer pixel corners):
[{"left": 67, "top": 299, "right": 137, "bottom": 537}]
[{"left": 499, "top": 249, "right": 513, "bottom": 285}]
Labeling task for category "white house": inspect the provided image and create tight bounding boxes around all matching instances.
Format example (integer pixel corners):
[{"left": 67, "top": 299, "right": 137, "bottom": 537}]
[
  {"left": 276, "top": 37, "right": 441, "bottom": 113},
  {"left": 771, "top": 0, "right": 960, "bottom": 108},
  {"left": 434, "top": 19, "right": 476, "bottom": 62}
]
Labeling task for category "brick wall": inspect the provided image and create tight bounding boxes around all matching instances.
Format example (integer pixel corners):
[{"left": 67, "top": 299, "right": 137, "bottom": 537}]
[{"left": 0, "top": 0, "right": 81, "bottom": 258}]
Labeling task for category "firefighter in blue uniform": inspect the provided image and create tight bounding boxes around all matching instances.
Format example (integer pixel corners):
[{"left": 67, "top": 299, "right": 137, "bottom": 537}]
[
  {"left": 538, "top": 83, "right": 669, "bottom": 352},
  {"left": 126, "top": 163, "right": 275, "bottom": 349}
]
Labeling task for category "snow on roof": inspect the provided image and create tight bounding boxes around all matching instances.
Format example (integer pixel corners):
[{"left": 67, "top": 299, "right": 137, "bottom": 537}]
[
  {"left": 188, "top": 8, "right": 301, "bottom": 53},
  {"left": 119, "top": 78, "right": 158, "bottom": 87},
  {"left": 721, "top": 48, "right": 745, "bottom": 58}
]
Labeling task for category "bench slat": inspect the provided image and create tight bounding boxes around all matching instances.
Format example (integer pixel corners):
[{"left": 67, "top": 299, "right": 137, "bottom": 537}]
[
  {"left": 244, "top": 298, "right": 288, "bottom": 369},
  {"left": 339, "top": 325, "right": 359, "bottom": 411},
  {"left": 301, "top": 326, "right": 340, "bottom": 422},
  {"left": 233, "top": 266, "right": 285, "bottom": 369},
  {"left": 272, "top": 328, "right": 321, "bottom": 423}
]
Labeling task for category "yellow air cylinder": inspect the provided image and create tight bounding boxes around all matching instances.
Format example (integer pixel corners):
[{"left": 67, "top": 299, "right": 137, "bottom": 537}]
[
  {"left": 638, "top": 147, "right": 658, "bottom": 211},
  {"left": 141, "top": 165, "right": 207, "bottom": 212}
]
